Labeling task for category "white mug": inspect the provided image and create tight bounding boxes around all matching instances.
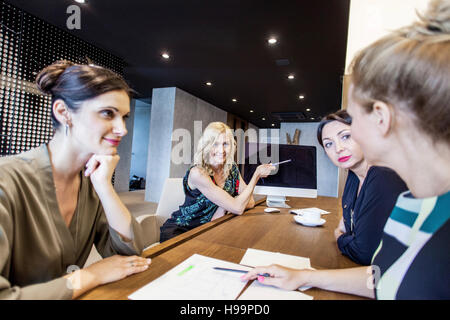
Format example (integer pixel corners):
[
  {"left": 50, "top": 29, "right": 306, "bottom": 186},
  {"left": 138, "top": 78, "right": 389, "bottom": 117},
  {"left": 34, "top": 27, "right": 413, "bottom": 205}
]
[{"left": 302, "top": 210, "right": 321, "bottom": 223}]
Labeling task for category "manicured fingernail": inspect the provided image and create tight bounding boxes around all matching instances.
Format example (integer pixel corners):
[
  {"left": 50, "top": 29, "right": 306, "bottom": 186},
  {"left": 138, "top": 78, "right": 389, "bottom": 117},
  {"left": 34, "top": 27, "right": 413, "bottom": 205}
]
[{"left": 257, "top": 276, "right": 265, "bottom": 282}]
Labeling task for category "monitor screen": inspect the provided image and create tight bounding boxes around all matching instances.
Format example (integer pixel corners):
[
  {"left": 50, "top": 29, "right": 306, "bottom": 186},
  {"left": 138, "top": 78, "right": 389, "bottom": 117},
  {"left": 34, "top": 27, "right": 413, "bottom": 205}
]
[{"left": 241, "top": 143, "right": 317, "bottom": 190}]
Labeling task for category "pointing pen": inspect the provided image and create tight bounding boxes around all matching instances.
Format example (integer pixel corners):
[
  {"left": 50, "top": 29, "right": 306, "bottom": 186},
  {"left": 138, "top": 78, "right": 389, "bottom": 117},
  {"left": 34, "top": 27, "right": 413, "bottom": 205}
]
[{"left": 270, "top": 159, "right": 292, "bottom": 166}]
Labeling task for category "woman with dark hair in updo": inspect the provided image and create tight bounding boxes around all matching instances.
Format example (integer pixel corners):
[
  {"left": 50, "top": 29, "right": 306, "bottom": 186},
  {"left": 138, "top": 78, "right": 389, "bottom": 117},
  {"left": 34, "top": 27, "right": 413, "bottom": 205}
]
[
  {"left": 317, "top": 110, "right": 406, "bottom": 265},
  {"left": 0, "top": 61, "right": 151, "bottom": 299}
]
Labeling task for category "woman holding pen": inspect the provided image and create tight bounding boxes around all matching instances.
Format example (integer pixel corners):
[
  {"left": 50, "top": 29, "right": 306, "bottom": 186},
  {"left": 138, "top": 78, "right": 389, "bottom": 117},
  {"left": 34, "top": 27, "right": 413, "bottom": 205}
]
[
  {"left": 159, "top": 122, "right": 275, "bottom": 242},
  {"left": 243, "top": 0, "right": 450, "bottom": 299}
]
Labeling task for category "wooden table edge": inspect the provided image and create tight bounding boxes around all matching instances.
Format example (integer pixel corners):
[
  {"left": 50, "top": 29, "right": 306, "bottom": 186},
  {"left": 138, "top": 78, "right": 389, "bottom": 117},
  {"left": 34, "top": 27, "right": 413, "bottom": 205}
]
[{"left": 142, "top": 197, "right": 267, "bottom": 259}]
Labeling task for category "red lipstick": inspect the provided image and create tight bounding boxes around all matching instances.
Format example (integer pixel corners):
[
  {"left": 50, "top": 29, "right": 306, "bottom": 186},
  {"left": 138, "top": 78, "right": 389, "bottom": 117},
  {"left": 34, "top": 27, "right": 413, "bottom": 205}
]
[
  {"left": 338, "top": 155, "right": 351, "bottom": 163},
  {"left": 104, "top": 138, "right": 121, "bottom": 146}
]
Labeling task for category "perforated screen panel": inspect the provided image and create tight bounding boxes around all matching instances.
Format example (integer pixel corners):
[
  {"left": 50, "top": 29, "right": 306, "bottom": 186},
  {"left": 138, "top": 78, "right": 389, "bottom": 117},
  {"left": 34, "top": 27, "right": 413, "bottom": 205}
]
[{"left": 1, "top": 1, "right": 125, "bottom": 156}]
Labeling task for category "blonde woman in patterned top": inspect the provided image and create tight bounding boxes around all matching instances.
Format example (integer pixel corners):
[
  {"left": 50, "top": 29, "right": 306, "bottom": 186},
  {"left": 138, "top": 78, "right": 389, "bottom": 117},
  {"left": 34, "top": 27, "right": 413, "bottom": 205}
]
[{"left": 160, "top": 122, "right": 275, "bottom": 242}]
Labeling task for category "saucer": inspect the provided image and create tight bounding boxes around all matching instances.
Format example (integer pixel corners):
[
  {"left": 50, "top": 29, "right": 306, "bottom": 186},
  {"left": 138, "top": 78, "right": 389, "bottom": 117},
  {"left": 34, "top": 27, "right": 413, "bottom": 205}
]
[{"left": 294, "top": 215, "right": 326, "bottom": 227}]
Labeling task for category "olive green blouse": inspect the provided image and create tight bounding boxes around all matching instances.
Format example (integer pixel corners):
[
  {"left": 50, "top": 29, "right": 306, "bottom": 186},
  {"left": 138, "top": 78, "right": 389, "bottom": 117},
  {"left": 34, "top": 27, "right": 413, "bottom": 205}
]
[{"left": 0, "top": 145, "right": 146, "bottom": 299}]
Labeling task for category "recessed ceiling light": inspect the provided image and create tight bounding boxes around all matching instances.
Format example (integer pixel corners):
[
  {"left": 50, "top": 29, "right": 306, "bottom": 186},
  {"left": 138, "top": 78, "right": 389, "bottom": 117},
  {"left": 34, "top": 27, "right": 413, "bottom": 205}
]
[
  {"left": 250, "top": 110, "right": 254, "bottom": 113},
  {"left": 288, "top": 74, "right": 295, "bottom": 80},
  {"left": 299, "top": 95, "right": 305, "bottom": 99},
  {"left": 262, "top": 117, "right": 266, "bottom": 121},
  {"left": 306, "top": 108, "right": 311, "bottom": 112},
  {"left": 74, "top": 0, "right": 85, "bottom": 3},
  {"left": 268, "top": 38, "right": 277, "bottom": 45},
  {"left": 271, "top": 123, "right": 275, "bottom": 127},
  {"left": 311, "top": 118, "right": 315, "bottom": 120},
  {"left": 161, "top": 53, "right": 170, "bottom": 59},
  {"left": 232, "top": 98, "right": 237, "bottom": 102},
  {"left": 206, "top": 82, "right": 212, "bottom": 86}
]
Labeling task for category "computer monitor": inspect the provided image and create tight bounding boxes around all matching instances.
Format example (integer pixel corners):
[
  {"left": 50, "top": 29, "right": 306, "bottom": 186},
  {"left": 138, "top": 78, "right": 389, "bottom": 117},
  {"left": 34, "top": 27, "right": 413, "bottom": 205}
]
[{"left": 241, "top": 142, "right": 317, "bottom": 208}]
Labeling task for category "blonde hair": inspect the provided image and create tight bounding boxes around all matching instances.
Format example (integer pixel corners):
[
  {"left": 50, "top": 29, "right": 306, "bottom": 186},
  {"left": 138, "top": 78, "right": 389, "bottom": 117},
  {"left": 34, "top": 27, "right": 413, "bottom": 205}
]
[
  {"left": 349, "top": 0, "right": 450, "bottom": 144},
  {"left": 194, "top": 122, "right": 236, "bottom": 179}
]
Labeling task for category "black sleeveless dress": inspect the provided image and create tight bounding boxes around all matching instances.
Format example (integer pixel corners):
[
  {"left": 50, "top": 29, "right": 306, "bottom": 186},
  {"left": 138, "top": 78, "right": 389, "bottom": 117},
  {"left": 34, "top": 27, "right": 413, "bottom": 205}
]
[{"left": 159, "top": 164, "right": 240, "bottom": 242}]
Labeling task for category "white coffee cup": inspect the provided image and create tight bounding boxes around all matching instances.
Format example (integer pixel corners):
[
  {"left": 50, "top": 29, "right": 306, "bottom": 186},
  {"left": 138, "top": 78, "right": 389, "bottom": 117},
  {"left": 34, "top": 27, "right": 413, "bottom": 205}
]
[{"left": 302, "top": 210, "right": 321, "bottom": 223}]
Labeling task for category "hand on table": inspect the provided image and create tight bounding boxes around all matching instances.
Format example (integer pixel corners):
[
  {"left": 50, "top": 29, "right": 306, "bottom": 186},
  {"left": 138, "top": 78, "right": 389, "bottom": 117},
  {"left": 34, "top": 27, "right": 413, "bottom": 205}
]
[{"left": 84, "top": 255, "right": 151, "bottom": 286}]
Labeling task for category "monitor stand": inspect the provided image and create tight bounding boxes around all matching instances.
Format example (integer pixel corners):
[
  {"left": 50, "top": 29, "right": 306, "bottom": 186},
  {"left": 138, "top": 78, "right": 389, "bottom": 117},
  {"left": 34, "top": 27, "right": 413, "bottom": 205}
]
[{"left": 266, "top": 195, "right": 291, "bottom": 208}]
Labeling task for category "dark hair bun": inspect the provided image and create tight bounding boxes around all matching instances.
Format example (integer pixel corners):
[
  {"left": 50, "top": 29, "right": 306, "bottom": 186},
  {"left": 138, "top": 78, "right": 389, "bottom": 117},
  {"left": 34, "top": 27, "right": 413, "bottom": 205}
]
[{"left": 35, "top": 60, "right": 75, "bottom": 95}]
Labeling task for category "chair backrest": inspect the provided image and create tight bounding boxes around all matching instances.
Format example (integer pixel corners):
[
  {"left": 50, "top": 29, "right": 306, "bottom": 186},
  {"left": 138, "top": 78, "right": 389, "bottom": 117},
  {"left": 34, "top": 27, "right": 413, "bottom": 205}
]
[{"left": 155, "top": 178, "right": 185, "bottom": 225}]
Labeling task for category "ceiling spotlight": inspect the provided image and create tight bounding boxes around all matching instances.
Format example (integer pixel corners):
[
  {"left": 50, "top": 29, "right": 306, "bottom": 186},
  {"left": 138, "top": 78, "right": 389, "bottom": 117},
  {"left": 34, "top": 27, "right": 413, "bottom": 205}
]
[
  {"left": 306, "top": 108, "right": 311, "bottom": 112},
  {"left": 288, "top": 74, "right": 295, "bottom": 80},
  {"left": 161, "top": 53, "right": 170, "bottom": 59},
  {"left": 250, "top": 110, "right": 254, "bottom": 113},
  {"left": 206, "top": 82, "right": 212, "bottom": 86},
  {"left": 299, "top": 95, "right": 305, "bottom": 99},
  {"left": 271, "top": 123, "right": 275, "bottom": 127},
  {"left": 311, "top": 118, "right": 315, "bottom": 120},
  {"left": 268, "top": 38, "right": 277, "bottom": 45},
  {"left": 262, "top": 117, "right": 266, "bottom": 121},
  {"left": 232, "top": 98, "right": 237, "bottom": 102},
  {"left": 74, "top": 0, "right": 85, "bottom": 3}
]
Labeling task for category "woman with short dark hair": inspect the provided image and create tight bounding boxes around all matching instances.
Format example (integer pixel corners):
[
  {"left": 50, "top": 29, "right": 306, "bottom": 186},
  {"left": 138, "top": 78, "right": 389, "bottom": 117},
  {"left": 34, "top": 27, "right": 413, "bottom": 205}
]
[
  {"left": 317, "top": 110, "right": 406, "bottom": 265},
  {"left": 0, "top": 61, "right": 150, "bottom": 299}
]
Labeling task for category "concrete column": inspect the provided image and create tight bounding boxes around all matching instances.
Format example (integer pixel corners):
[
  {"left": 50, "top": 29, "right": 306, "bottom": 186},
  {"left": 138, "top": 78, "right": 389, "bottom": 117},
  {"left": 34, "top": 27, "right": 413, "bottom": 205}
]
[
  {"left": 145, "top": 88, "right": 176, "bottom": 202},
  {"left": 145, "top": 87, "right": 227, "bottom": 202}
]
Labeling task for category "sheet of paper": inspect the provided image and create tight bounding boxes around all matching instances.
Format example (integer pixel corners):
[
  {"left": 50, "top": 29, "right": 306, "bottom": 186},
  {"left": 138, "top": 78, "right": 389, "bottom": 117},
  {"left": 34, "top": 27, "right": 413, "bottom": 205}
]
[
  {"left": 240, "top": 248, "right": 311, "bottom": 270},
  {"left": 290, "top": 207, "right": 330, "bottom": 215},
  {"left": 240, "top": 248, "right": 313, "bottom": 291},
  {"left": 238, "top": 281, "right": 313, "bottom": 300},
  {"left": 128, "top": 254, "right": 250, "bottom": 300}
]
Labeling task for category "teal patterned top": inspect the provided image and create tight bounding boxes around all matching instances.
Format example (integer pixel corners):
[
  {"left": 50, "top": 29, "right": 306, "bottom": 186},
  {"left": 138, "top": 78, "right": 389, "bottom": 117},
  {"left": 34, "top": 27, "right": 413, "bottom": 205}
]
[{"left": 166, "top": 163, "right": 241, "bottom": 228}]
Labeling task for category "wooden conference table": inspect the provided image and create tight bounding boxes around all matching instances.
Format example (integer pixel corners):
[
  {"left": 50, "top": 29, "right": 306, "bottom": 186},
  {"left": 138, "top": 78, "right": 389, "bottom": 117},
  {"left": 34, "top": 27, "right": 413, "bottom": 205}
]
[{"left": 80, "top": 196, "right": 367, "bottom": 300}]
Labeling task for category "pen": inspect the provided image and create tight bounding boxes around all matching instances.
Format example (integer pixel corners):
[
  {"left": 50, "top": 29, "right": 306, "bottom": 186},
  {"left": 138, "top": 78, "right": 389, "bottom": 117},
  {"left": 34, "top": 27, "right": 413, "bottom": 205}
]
[
  {"left": 213, "top": 267, "right": 270, "bottom": 277},
  {"left": 271, "top": 159, "right": 292, "bottom": 166}
]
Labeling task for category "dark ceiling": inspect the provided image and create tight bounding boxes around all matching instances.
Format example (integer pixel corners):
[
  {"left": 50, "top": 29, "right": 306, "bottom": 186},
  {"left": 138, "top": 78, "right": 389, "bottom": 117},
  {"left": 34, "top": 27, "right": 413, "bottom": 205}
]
[{"left": 7, "top": 0, "right": 350, "bottom": 128}]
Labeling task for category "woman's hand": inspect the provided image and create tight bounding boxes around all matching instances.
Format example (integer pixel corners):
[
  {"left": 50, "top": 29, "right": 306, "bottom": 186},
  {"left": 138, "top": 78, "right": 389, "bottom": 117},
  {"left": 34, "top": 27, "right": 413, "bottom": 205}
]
[
  {"left": 65, "top": 255, "right": 151, "bottom": 299},
  {"left": 254, "top": 164, "right": 276, "bottom": 179},
  {"left": 84, "top": 255, "right": 151, "bottom": 286},
  {"left": 241, "top": 264, "right": 311, "bottom": 291},
  {"left": 84, "top": 154, "right": 120, "bottom": 190},
  {"left": 334, "top": 217, "right": 345, "bottom": 241}
]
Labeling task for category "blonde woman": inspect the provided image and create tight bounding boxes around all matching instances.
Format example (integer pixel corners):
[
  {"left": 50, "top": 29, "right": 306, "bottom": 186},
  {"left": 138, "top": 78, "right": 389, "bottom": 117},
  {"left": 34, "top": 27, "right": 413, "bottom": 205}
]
[
  {"left": 243, "top": 0, "right": 450, "bottom": 299},
  {"left": 160, "top": 122, "right": 275, "bottom": 242}
]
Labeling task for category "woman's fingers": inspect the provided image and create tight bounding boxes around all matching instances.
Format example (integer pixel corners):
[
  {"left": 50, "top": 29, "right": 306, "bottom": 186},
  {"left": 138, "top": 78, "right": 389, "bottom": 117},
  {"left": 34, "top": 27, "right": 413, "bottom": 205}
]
[
  {"left": 125, "top": 256, "right": 151, "bottom": 268},
  {"left": 84, "top": 155, "right": 100, "bottom": 177},
  {"left": 241, "top": 265, "right": 276, "bottom": 280}
]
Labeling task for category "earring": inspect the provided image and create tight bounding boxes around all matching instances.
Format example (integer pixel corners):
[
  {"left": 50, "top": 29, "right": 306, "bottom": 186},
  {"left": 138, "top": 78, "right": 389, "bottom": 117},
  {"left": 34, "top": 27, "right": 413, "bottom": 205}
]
[{"left": 65, "top": 123, "right": 69, "bottom": 136}]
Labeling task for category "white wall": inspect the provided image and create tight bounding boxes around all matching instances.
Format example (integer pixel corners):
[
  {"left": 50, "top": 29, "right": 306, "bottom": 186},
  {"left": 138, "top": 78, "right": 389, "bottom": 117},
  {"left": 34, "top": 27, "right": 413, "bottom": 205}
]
[
  {"left": 130, "top": 99, "right": 151, "bottom": 179},
  {"left": 345, "top": 0, "right": 429, "bottom": 72}
]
